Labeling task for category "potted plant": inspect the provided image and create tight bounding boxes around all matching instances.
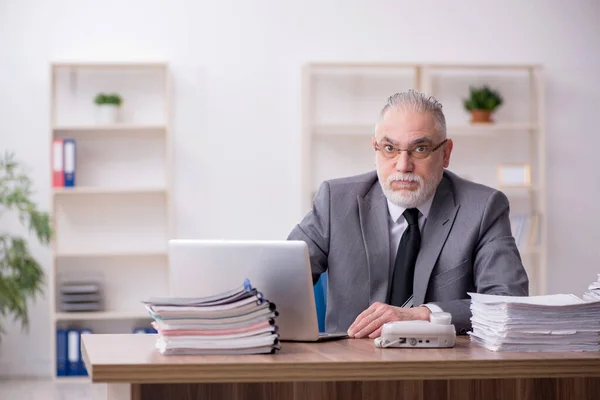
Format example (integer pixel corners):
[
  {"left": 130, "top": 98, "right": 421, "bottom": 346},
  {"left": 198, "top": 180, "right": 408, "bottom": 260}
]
[
  {"left": 94, "top": 92, "right": 123, "bottom": 124},
  {"left": 463, "top": 85, "right": 503, "bottom": 123},
  {"left": 0, "top": 152, "right": 50, "bottom": 338}
]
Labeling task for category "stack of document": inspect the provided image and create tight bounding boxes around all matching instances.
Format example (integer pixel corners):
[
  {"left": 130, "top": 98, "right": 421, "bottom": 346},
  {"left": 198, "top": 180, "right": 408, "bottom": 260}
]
[
  {"left": 142, "top": 279, "right": 280, "bottom": 355},
  {"left": 583, "top": 274, "right": 600, "bottom": 301},
  {"left": 468, "top": 292, "right": 600, "bottom": 352}
]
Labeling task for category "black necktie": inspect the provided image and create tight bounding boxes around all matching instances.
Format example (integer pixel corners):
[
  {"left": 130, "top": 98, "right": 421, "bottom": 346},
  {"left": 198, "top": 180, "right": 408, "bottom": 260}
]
[{"left": 389, "top": 208, "right": 421, "bottom": 307}]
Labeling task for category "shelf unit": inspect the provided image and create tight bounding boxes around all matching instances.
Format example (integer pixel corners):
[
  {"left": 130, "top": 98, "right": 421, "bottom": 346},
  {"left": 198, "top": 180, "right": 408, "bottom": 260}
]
[
  {"left": 48, "top": 62, "right": 173, "bottom": 380},
  {"left": 301, "top": 62, "right": 546, "bottom": 296}
]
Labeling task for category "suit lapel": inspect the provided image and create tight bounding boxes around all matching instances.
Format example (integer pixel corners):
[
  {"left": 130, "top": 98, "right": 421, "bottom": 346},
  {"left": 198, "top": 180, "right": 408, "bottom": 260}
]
[
  {"left": 413, "top": 176, "right": 460, "bottom": 306},
  {"left": 358, "top": 183, "right": 390, "bottom": 305}
]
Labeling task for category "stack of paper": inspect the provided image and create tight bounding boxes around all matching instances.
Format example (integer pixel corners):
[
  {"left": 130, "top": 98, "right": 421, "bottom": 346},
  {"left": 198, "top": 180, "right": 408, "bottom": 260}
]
[
  {"left": 142, "top": 279, "right": 280, "bottom": 355},
  {"left": 583, "top": 274, "right": 600, "bottom": 301},
  {"left": 468, "top": 292, "right": 600, "bottom": 352}
]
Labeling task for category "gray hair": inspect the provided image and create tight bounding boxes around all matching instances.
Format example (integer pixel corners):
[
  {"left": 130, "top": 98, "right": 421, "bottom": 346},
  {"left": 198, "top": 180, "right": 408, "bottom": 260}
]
[{"left": 377, "top": 89, "right": 447, "bottom": 138}]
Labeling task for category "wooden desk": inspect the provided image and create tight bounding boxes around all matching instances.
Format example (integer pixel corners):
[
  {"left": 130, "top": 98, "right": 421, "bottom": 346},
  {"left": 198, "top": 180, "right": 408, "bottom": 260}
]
[{"left": 82, "top": 334, "right": 600, "bottom": 400}]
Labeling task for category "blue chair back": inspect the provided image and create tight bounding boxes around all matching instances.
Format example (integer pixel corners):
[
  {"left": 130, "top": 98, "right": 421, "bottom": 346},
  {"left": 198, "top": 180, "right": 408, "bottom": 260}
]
[{"left": 313, "top": 272, "right": 328, "bottom": 332}]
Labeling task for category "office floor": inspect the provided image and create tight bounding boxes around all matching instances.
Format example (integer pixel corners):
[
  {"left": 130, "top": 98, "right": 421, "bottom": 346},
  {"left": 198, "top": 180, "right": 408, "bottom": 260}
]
[{"left": 0, "top": 379, "right": 97, "bottom": 400}]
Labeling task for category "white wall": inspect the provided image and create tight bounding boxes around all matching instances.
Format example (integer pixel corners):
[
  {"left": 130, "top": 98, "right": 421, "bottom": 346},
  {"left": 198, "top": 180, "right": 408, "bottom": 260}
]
[{"left": 0, "top": 0, "right": 599, "bottom": 376}]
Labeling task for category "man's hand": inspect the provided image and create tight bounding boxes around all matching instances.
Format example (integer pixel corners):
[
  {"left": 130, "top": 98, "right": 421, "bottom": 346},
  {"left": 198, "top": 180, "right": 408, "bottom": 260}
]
[{"left": 347, "top": 303, "right": 431, "bottom": 339}]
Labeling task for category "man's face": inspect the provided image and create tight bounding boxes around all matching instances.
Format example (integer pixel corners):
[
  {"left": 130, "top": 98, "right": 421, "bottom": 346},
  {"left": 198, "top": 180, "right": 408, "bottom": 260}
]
[{"left": 373, "top": 108, "right": 453, "bottom": 208}]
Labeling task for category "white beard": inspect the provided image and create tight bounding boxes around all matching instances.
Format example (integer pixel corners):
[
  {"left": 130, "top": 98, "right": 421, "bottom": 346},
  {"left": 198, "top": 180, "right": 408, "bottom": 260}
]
[{"left": 379, "top": 171, "right": 442, "bottom": 209}]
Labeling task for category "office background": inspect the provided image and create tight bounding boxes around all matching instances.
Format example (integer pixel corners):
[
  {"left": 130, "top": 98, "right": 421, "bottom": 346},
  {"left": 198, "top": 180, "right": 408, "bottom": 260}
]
[{"left": 1, "top": 0, "right": 599, "bottom": 378}]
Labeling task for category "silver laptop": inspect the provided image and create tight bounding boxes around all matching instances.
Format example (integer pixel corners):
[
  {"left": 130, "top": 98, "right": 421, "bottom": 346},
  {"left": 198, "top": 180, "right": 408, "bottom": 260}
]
[{"left": 167, "top": 239, "right": 347, "bottom": 342}]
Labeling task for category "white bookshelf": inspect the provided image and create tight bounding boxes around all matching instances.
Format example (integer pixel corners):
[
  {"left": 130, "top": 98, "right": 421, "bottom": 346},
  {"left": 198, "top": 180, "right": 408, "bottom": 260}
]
[
  {"left": 48, "top": 62, "right": 173, "bottom": 380},
  {"left": 302, "top": 62, "right": 546, "bottom": 297}
]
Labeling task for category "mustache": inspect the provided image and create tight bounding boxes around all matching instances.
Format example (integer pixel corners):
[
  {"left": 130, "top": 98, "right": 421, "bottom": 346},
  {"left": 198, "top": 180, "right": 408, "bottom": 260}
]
[{"left": 387, "top": 173, "right": 422, "bottom": 183}]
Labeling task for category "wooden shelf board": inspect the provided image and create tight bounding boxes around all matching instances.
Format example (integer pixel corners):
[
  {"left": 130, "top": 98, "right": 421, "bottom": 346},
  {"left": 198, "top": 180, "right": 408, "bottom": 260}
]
[
  {"left": 54, "top": 311, "right": 151, "bottom": 321},
  {"left": 447, "top": 123, "right": 539, "bottom": 134},
  {"left": 422, "top": 63, "right": 542, "bottom": 70},
  {"left": 53, "top": 124, "right": 167, "bottom": 132},
  {"left": 520, "top": 246, "right": 541, "bottom": 255},
  {"left": 500, "top": 186, "right": 541, "bottom": 196},
  {"left": 52, "top": 62, "right": 167, "bottom": 69},
  {"left": 309, "top": 65, "right": 417, "bottom": 76},
  {"left": 53, "top": 187, "right": 166, "bottom": 196},
  {"left": 309, "top": 62, "right": 418, "bottom": 68},
  {"left": 313, "top": 123, "right": 538, "bottom": 137},
  {"left": 313, "top": 125, "right": 374, "bottom": 136},
  {"left": 307, "top": 62, "right": 541, "bottom": 71},
  {"left": 54, "top": 376, "right": 91, "bottom": 384}
]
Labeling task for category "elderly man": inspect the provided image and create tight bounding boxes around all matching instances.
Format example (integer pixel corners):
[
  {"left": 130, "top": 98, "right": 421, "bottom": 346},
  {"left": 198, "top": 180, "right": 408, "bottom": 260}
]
[{"left": 287, "top": 89, "right": 529, "bottom": 338}]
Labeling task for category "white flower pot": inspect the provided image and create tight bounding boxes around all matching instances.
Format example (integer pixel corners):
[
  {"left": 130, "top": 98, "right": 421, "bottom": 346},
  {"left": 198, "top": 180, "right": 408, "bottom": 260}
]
[{"left": 95, "top": 105, "right": 120, "bottom": 125}]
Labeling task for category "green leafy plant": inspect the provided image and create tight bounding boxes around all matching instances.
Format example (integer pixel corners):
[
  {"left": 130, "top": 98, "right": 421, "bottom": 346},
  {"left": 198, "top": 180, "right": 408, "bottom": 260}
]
[
  {"left": 0, "top": 151, "right": 50, "bottom": 337},
  {"left": 463, "top": 85, "right": 503, "bottom": 111},
  {"left": 94, "top": 92, "right": 122, "bottom": 107}
]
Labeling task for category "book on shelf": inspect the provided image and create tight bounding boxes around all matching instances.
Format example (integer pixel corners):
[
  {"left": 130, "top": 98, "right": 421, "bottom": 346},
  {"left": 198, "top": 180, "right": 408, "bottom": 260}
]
[
  {"left": 52, "top": 137, "right": 76, "bottom": 188},
  {"left": 142, "top": 278, "right": 280, "bottom": 355},
  {"left": 56, "top": 327, "right": 92, "bottom": 376},
  {"left": 56, "top": 325, "right": 156, "bottom": 376}
]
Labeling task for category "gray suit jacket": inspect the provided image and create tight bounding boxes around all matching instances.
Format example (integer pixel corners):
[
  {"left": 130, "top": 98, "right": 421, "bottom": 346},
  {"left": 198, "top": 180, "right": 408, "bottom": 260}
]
[{"left": 288, "top": 170, "right": 529, "bottom": 334}]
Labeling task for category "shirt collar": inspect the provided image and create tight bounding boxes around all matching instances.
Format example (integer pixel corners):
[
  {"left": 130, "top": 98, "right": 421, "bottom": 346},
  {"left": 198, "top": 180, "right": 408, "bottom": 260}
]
[{"left": 386, "top": 194, "right": 434, "bottom": 223}]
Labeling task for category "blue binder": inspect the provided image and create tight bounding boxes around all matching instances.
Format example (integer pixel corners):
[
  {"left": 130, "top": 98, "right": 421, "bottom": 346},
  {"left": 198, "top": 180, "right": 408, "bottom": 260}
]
[
  {"left": 66, "top": 329, "right": 80, "bottom": 376},
  {"left": 63, "top": 138, "right": 76, "bottom": 187},
  {"left": 56, "top": 329, "right": 68, "bottom": 376}
]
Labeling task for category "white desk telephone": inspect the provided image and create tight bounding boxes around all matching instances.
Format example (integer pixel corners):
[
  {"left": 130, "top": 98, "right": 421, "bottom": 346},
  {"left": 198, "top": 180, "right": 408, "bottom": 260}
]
[{"left": 373, "top": 312, "right": 456, "bottom": 348}]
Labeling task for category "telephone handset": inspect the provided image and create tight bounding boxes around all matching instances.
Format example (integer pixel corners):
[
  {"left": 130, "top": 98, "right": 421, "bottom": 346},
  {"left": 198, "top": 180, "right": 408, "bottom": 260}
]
[{"left": 373, "top": 312, "right": 456, "bottom": 348}]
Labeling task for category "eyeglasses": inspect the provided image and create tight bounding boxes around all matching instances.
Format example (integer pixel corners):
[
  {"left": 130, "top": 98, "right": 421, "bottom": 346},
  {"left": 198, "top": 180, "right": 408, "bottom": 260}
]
[{"left": 374, "top": 139, "right": 448, "bottom": 160}]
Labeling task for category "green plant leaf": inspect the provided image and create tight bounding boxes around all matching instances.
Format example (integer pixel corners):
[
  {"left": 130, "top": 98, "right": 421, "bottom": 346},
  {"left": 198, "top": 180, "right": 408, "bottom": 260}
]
[
  {"left": 0, "top": 152, "right": 49, "bottom": 338},
  {"left": 94, "top": 93, "right": 106, "bottom": 105},
  {"left": 463, "top": 84, "right": 503, "bottom": 111},
  {"left": 94, "top": 92, "right": 122, "bottom": 106}
]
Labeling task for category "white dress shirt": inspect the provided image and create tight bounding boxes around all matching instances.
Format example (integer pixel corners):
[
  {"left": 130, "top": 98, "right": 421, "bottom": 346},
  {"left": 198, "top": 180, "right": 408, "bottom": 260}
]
[{"left": 386, "top": 197, "right": 443, "bottom": 314}]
